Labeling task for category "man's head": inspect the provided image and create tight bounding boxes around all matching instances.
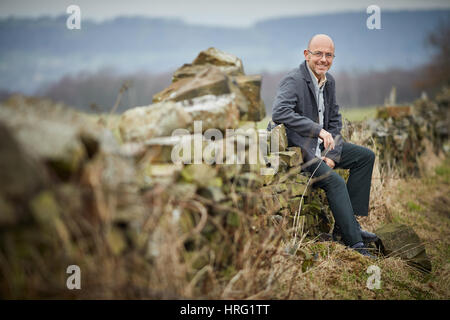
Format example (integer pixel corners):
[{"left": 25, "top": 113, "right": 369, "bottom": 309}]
[{"left": 304, "top": 34, "right": 335, "bottom": 80}]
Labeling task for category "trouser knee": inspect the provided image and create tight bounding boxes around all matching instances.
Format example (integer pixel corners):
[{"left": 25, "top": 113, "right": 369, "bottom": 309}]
[
  {"left": 363, "top": 147, "right": 375, "bottom": 164},
  {"left": 319, "top": 171, "right": 346, "bottom": 191}
]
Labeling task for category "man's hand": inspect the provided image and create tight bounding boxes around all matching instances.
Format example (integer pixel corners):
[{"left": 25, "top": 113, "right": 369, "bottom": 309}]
[
  {"left": 319, "top": 129, "right": 335, "bottom": 151},
  {"left": 321, "top": 156, "right": 335, "bottom": 169}
]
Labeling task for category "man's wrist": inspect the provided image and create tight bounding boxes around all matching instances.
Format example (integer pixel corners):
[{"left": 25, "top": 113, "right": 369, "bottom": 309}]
[
  {"left": 318, "top": 128, "right": 326, "bottom": 138},
  {"left": 325, "top": 155, "right": 337, "bottom": 164}
]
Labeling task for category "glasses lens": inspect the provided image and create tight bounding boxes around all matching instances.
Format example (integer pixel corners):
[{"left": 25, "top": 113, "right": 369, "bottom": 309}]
[{"left": 309, "top": 51, "right": 334, "bottom": 59}]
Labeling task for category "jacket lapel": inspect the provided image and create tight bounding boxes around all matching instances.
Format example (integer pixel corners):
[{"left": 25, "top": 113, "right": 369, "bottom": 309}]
[
  {"left": 323, "top": 77, "right": 334, "bottom": 127},
  {"left": 300, "top": 61, "right": 319, "bottom": 119},
  {"left": 323, "top": 84, "right": 329, "bottom": 127}
]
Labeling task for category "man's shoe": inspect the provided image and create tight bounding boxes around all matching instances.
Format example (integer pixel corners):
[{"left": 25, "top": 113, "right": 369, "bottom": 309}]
[
  {"left": 361, "top": 229, "right": 378, "bottom": 243},
  {"left": 350, "top": 242, "right": 376, "bottom": 259},
  {"left": 355, "top": 221, "right": 378, "bottom": 243},
  {"left": 332, "top": 222, "right": 378, "bottom": 245}
]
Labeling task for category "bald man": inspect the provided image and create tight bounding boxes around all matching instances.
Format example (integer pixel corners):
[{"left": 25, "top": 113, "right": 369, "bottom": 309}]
[{"left": 271, "top": 34, "right": 378, "bottom": 258}]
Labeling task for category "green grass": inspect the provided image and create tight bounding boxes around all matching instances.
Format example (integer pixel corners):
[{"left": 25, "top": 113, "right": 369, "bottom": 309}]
[
  {"left": 435, "top": 158, "right": 450, "bottom": 184},
  {"left": 406, "top": 201, "right": 424, "bottom": 212},
  {"left": 340, "top": 106, "right": 378, "bottom": 122},
  {"left": 256, "top": 117, "right": 271, "bottom": 130}
]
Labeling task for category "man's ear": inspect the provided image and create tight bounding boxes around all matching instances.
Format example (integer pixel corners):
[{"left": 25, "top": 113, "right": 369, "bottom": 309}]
[{"left": 303, "top": 49, "right": 310, "bottom": 60}]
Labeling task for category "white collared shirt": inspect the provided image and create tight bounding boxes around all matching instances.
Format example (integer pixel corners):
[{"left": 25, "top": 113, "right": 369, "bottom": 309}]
[{"left": 306, "top": 62, "right": 327, "bottom": 158}]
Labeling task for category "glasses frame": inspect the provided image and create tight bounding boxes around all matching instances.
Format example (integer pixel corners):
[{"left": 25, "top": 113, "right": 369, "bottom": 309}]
[{"left": 307, "top": 50, "right": 335, "bottom": 59}]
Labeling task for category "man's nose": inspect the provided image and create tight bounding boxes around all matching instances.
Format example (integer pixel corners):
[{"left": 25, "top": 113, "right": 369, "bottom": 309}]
[{"left": 320, "top": 54, "right": 327, "bottom": 63}]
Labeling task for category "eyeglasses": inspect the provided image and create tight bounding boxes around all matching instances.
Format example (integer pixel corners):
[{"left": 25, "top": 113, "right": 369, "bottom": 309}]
[{"left": 308, "top": 50, "right": 335, "bottom": 59}]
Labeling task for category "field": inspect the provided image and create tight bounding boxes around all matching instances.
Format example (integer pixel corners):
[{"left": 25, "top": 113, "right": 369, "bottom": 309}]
[{"left": 340, "top": 106, "right": 378, "bottom": 122}]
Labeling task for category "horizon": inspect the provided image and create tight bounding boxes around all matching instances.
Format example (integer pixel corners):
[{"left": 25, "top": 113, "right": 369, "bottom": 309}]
[{"left": 0, "top": 7, "right": 449, "bottom": 27}]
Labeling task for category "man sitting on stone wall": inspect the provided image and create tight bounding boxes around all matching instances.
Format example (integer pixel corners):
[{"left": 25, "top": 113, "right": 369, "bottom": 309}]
[{"left": 271, "top": 34, "right": 378, "bottom": 257}]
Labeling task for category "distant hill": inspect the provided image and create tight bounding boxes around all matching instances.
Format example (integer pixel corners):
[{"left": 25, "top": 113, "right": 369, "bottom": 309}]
[{"left": 0, "top": 9, "right": 448, "bottom": 94}]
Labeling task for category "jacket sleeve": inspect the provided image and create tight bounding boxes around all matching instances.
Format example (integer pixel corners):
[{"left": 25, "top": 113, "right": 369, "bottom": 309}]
[
  {"left": 272, "top": 75, "right": 322, "bottom": 138},
  {"left": 324, "top": 80, "right": 344, "bottom": 163},
  {"left": 327, "top": 81, "right": 343, "bottom": 137}
]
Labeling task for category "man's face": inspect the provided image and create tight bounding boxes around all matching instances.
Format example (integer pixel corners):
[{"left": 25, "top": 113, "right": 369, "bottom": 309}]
[{"left": 304, "top": 38, "right": 335, "bottom": 79}]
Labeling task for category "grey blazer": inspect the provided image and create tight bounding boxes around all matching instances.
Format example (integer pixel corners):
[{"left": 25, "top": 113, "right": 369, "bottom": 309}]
[{"left": 271, "top": 60, "right": 344, "bottom": 165}]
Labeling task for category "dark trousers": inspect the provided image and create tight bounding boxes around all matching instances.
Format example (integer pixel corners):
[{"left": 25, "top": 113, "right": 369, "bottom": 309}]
[{"left": 304, "top": 142, "right": 376, "bottom": 246}]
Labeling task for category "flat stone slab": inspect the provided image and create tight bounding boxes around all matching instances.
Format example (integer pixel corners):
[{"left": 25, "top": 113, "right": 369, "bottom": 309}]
[{"left": 375, "top": 223, "right": 432, "bottom": 272}]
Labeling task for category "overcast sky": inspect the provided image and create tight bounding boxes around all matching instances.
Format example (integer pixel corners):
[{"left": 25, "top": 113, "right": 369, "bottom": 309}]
[{"left": 1, "top": 0, "right": 449, "bottom": 27}]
